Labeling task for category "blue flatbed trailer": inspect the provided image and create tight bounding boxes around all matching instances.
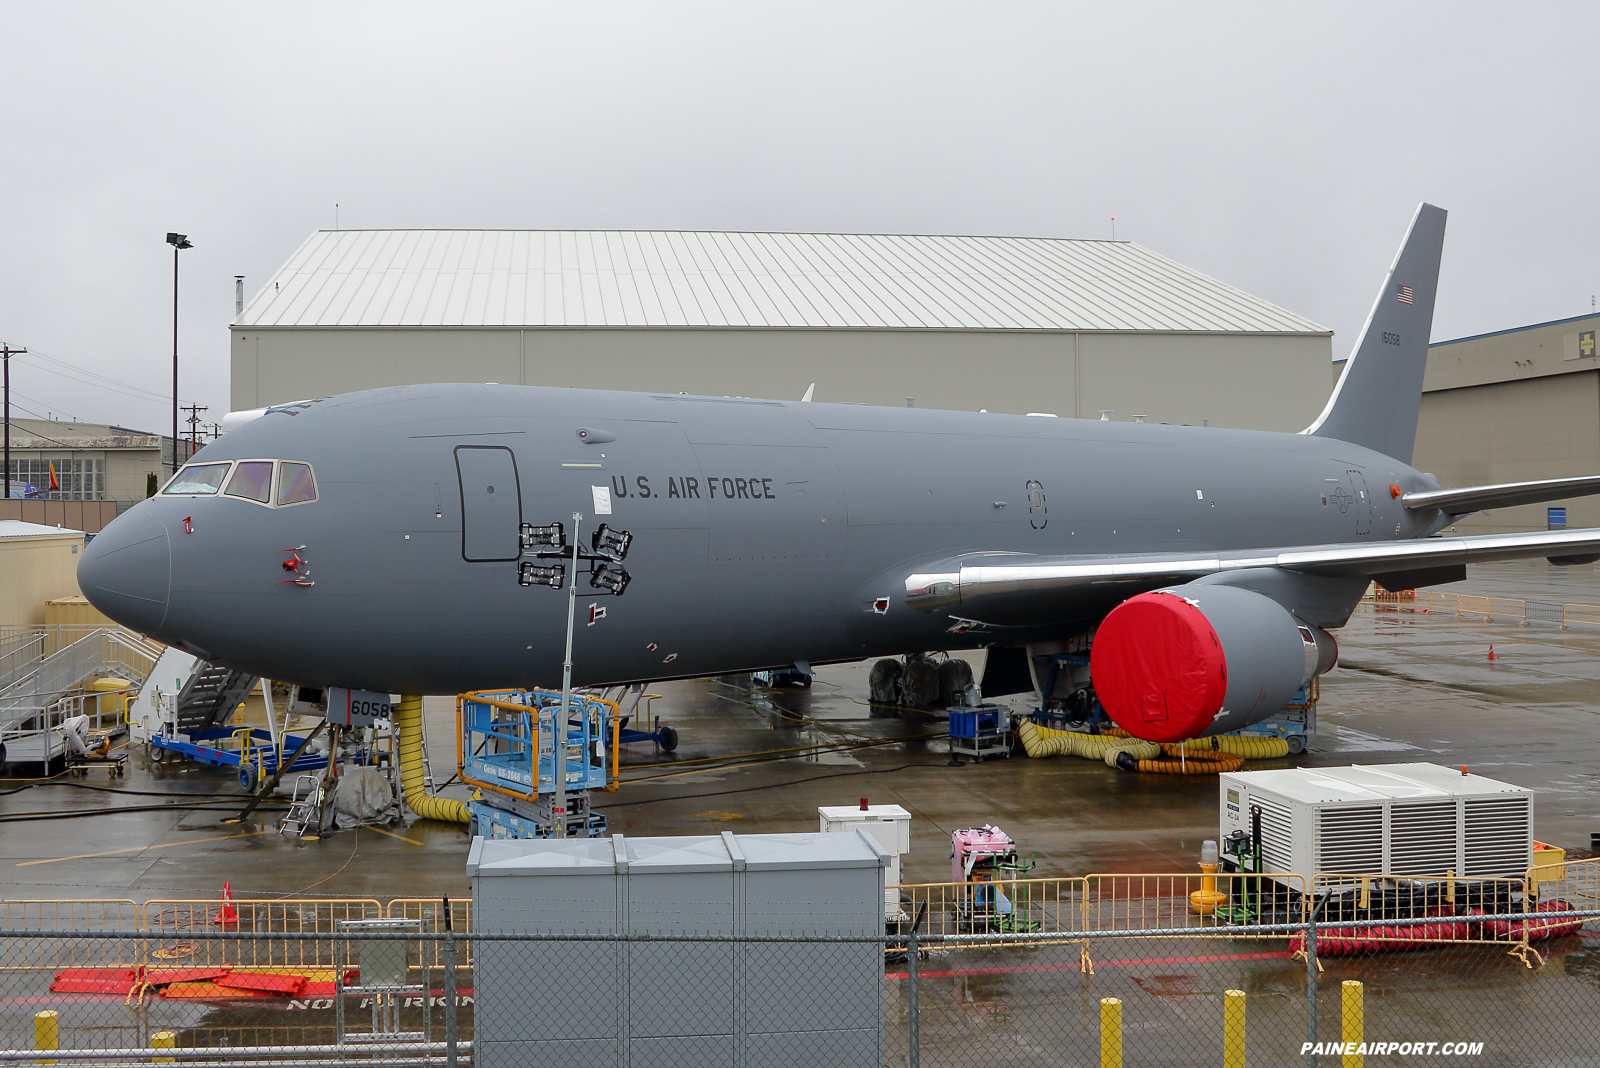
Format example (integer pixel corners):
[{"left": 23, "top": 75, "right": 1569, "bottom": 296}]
[{"left": 149, "top": 727, "right": 330, "bottom": 791}]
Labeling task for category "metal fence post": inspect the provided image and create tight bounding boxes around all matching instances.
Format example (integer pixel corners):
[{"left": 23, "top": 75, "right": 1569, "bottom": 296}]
[
  {"left": 443, "top": 899, "right": 458, "bottom": 1068},
  {"left": 1306, "top": 893, "right": 1325, "bottom": 1067},
  {"left": 1306, "top": 915, "right": 1318, "bottom": 1066},
  {"left": 906, "top": 901, "right": 927, "bottom": 1068},
  {"left": 333, "top": 929, "right": 345, "bottom": 1044}
]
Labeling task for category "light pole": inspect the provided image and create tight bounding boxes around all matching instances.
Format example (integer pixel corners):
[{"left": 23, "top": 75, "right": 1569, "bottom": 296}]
[
  {"left": 2, "top": 345, "right": 25, "bottom": 499},
  {"left": 554, "top": 512, "right": 582, "bottom": 839},
  {"left": 166, "top": 233, "right": 193, "bottom": 474}
]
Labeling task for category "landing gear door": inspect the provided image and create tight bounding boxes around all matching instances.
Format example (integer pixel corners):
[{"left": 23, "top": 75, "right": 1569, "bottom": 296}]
[
  {"left": 456, "top": 445, "right": 523, "bottom": 561},
  {"left": 1347, "top": 469, "right": 1371, "bottom": 536}
]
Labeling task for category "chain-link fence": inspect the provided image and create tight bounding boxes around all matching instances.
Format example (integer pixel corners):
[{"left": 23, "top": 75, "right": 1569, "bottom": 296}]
[{"left": 0, "top": 907, "right": 1595, "bottom": 1066}]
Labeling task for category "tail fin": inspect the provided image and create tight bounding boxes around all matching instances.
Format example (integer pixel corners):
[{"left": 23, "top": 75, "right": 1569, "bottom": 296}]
[{"left": 1303, "top": 202, "right": 1447, "bottom": 464}]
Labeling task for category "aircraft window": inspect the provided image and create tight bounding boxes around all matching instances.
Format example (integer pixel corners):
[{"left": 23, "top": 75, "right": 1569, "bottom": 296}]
[
  {"left": 164, "top": 463, "right": 231, "bottom": 495},
  {"left": 277, "top": 462, "right": 317, "bottom": 506},
  {"left": 224, "top": 461, "right": 274, "bottom": 503}
]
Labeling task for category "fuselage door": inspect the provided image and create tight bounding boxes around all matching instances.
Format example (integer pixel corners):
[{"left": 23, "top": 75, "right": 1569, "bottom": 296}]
[
  {"left": 456, "top": 445, "right": 523, "bottom": 561},
  {"left": 1347, "top": 469, "right": 1371, "bottom": 536}
]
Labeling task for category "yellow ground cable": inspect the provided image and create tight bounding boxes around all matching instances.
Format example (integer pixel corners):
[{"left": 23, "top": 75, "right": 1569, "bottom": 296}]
[
  {"left": 396, "top": 694, "right": 470, "bottom": 824},
  {"left": 1125, "top": 746, "right": 1247, "bottom": 775}
]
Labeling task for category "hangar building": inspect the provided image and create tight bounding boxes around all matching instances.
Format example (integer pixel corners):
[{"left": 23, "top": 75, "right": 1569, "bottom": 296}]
[
  {"left": 1336, "top": 312, "right": 1600, "bottom": 535},
  {"left": 233, "top": 230, "right": 1333, "bottom": 431}
]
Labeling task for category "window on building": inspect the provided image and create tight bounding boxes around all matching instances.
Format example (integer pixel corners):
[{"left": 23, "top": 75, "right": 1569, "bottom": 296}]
[{"left": 5, "top": 458, "right": 106, "bottom": 500}]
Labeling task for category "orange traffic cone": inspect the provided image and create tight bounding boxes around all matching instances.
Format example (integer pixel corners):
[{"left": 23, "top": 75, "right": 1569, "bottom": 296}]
[
  {"left": 213, "top": 882, "right": 239, "bottom": 925},
  {"left": 1487, "top": 645, "right": 1496, "bottom": 661}
]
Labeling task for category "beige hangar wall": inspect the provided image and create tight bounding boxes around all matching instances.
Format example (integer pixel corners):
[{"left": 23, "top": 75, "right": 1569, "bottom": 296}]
[
  {"left": 1413, "top": 371, "right": 1600, "bottom": 535},
  {"left": 233, "top": 327, "right": 1332, "bottom": 433}
]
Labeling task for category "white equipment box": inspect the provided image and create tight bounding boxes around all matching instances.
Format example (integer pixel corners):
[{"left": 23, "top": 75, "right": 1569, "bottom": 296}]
[
  {"left": 1219, "top": 763, "right": 1532, "bottom": 883},
  {"left": 819, "top": 803, "right": 910, "bottom": 917}
]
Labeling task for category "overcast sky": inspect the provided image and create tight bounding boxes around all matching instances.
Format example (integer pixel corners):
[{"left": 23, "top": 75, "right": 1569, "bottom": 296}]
[{"left": 2, "top": 2, "right": 1595, "bottom": 431}]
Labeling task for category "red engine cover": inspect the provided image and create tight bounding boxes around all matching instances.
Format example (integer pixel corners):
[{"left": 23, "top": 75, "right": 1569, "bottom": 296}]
[{"left": 1090, "top": 591, "right": 1227, "bottom": 743}]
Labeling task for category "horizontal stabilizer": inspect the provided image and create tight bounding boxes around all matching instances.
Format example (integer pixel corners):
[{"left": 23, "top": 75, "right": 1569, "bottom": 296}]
[
  {"left": 1402, "top": 474, "right": 1600, "bottom": 515},
  {"left": 905, "top": 527, "right": 1600, "bottom": 613}
]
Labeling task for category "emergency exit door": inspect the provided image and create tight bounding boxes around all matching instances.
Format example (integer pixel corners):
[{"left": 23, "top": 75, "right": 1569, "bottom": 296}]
[{"left": 456, "top": 446, "right": 522, "bottom": 561}]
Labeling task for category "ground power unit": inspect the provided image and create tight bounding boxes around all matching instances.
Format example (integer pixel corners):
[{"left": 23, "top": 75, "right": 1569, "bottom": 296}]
[{"left": 1218, "top": 763, "right": 1533, "bottom": 886}]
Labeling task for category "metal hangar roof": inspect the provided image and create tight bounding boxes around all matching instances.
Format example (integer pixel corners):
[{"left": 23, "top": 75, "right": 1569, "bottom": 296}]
[{"left": 238, "top": 229, "right": 1328, "bottom": 335}]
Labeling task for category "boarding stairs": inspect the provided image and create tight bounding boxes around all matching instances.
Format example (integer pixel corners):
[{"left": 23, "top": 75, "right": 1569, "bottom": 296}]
[
  {"left": 174, "top": 662, "right": 260, "bottom": 737},
  {"left": 0, "top": 628, "right": 161, "bottom": 758}
]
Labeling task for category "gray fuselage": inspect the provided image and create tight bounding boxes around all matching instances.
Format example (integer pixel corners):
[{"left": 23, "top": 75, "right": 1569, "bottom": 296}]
[{"left": 77, "top": 383, "right": 1435, "bottom": 694}]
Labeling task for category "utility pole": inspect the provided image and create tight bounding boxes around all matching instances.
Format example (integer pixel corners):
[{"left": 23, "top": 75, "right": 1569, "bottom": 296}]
[
  {"left": 182, "top": 404, "right": 208, "bottom": 458},
  {"left": 1, "top": 345, "right": 25, "bottom": 499}
]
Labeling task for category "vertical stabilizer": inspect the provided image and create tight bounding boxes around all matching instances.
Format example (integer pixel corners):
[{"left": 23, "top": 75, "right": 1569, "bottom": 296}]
[{"left": 1303, "top": 203, "right": 1447, "bottom": 463}]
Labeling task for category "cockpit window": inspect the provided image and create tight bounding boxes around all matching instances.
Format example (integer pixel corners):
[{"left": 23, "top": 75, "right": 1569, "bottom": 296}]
[
  {"left": 224, "top": 461, "right": 274, "bottom": 503},
  {"left": 164, "top": 463, "right": 231, "bottom": 495},
  {"left": 277, "top": 462, "right": 317, "bottom": 505}
]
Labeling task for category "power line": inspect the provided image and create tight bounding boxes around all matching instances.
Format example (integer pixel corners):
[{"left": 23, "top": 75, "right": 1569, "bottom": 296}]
[{"left": 25, "top": 355, "right": 174, "bottom": 403}]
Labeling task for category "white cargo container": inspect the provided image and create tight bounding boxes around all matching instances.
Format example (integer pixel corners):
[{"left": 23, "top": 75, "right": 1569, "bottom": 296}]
[
  {"left": 1218, "top": 763, "right": 1532, "bottom": 883},
  {"left": 818, "top": 803, "right": 910, "bottom": 917}
]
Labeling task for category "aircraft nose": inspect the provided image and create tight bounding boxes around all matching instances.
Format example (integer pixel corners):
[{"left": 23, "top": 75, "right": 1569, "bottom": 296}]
[{"left": 77, "top": 510, "right": 171, "bottom": 634}]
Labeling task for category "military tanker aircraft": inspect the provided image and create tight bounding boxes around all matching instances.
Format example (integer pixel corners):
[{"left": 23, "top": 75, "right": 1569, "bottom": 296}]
[{"left": 78, "top": 204, "right": 1600, "bottom": 743}]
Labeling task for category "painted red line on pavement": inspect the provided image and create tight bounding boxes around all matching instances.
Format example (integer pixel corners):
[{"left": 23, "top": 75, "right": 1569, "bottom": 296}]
[{"left": 886, "top": 951, "right": 1293, "bottom": 980}]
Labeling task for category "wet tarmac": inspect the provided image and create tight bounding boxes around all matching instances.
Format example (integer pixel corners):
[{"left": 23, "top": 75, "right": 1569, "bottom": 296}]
[{"left": 1, "top": 560, "right": 1597, "bottom": 903}]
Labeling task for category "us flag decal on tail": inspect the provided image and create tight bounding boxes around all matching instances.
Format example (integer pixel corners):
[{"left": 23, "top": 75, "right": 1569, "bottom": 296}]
[{"left": 1396, "top": 284, "right": 1414, "bottom": 305}]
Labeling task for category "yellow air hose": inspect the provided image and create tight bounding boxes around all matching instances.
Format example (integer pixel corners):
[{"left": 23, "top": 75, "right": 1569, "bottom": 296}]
[
  {"left": 1018, "top": 720, "right": 1288, "bottom": 773},
  {"left": 396, "top": 694, "right": 470, "bottom": 824},
  {"left": 1017, "top": 721, "right": 1160, "bottom": 765}
]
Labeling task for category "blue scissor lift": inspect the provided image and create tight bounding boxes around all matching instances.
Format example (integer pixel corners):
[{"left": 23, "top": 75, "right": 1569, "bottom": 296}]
[{"left": 458, "top": 689, "right": 617, "bottom": 840}]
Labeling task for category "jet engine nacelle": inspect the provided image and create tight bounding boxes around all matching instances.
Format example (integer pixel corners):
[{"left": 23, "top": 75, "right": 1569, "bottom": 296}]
[{"left": 1089, "top": 583, "right": 1337, "bottom": 743}]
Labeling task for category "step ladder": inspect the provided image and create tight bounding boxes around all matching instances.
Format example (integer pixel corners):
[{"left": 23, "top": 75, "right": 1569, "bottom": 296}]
[
  {"left": 418, "top": 732, "right": 435, "bottom": 790},
  {"left": 279, "top": 774, "right": 322, "bottom": 837},
  {"left": 175, "top": 662, "right": 259, "bottom": 737}
]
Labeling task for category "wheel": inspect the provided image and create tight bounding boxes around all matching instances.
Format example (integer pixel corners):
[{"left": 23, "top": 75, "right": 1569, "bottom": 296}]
[
  {"left": 239, "top": 764, "right": 258, "bottom": 793},
  {"left": 800, "top": 675, "right": 812, "bottom": 688},
  {"left": 658, "top": 726, "right": 679, "bottom": 752},
  {"left": 467, "top": 816, "right": 480, "bottom": 839},
  {"left": 1287, "top": 735, "right": 1306, "bottom": 755}
]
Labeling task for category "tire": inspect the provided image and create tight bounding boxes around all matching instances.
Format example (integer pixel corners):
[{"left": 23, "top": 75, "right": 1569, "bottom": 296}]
[
  {"left": 937, "top": 658, "right": 975, "bottom": 706},
  {"left": 659, "top": 726, "right": 680, "bottom": 752},
  {"left": 467, "top": 816, "right": 480, "bottom": 839},
  {"left": 868, "top": 659, "right": 903, "bottom": 705},
  {"left": 901, "top": 660, "right": 940, "bottom": 709},
  {"left": 239, "top": 764, "right": 258, "bottom": 793},
  {"left": 1287, "top": 735, "right": 1306, "bottom": 755}
]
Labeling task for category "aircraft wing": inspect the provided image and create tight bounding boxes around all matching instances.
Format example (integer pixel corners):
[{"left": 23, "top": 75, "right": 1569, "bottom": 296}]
[
  {"left": 1401, "top": 474, "right": 1600, "bottom": 515},
  {"left": 903, "top": 527, "right": 1600, "bottom": 613}
]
